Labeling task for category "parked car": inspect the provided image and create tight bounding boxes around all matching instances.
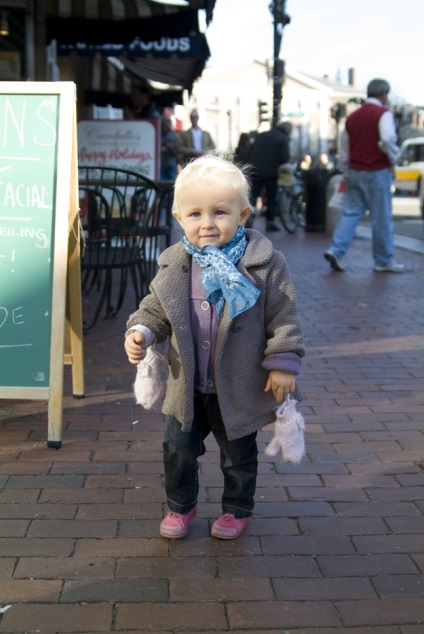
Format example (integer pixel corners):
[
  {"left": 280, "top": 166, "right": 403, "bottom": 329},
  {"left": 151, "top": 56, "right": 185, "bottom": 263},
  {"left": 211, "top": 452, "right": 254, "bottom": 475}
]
[{"left": 394, "top": 137, "right": 424, "bottom": 195}]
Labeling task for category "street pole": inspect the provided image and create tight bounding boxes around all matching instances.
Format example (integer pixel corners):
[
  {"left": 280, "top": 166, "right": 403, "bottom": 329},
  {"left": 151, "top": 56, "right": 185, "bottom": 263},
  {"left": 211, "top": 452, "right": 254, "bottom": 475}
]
[{"left": 269, "top": 0, "right": 290, "bottom": 127}]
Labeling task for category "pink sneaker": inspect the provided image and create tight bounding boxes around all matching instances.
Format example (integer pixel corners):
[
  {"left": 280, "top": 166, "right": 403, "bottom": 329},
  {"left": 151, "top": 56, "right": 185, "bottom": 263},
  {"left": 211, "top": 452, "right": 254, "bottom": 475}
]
[
  {"left": 160, "top": 507, "right": 197, "bottom": 538},
  {"left": 211, "top": 513, "right": 251, "bottom": 539}
]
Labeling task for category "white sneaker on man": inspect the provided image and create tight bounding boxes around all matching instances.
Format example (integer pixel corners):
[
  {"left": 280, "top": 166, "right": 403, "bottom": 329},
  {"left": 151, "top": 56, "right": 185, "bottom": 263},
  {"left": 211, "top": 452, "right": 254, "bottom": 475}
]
[{"left": 374, "top": 261, "right": 406, "bottom": 273}]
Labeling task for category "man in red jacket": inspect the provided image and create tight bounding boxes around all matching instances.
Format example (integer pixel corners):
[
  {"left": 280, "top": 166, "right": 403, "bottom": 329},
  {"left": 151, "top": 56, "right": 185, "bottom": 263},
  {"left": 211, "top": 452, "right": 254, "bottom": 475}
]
[{"left": 324, "top": 78, "right": 405, "bottom": 273}]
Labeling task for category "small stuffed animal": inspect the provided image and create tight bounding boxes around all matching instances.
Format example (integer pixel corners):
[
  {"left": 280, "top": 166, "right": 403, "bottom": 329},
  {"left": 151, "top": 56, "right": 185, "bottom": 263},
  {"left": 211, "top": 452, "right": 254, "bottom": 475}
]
[
  {"left": 133, "top": 346, "right": 166, "bottom": 410},
  {"left": 265, "top": 395, "right": 305, "bottom": 464}
]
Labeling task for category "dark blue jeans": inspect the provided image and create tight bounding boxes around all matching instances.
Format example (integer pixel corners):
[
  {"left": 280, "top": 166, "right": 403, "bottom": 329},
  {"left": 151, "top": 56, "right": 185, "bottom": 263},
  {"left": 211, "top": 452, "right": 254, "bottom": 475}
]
[
  {"left": 160, "top": 164, "right": 177, "bottom": 181},
  {"left": 163, "top": 393, "right": 258, "bottom": 518}
]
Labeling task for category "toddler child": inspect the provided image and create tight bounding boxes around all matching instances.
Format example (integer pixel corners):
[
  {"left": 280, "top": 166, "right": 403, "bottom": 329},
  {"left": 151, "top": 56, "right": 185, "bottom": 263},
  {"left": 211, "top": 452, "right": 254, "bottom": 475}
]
[{"left": 124, "top": 155, "right": 305, "bottom": 539}]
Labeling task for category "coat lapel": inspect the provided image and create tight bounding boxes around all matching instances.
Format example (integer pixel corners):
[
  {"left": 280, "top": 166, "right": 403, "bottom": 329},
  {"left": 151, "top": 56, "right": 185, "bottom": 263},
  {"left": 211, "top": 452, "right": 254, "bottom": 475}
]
[{"left": 152, "top": 245, "right": 194, "bottom": 354}]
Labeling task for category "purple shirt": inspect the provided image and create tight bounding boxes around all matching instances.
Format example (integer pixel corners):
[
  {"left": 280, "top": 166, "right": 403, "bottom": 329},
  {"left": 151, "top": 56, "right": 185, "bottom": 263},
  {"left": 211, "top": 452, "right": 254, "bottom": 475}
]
[
  {"left": 191, "top": 262, "right": 218, "bottom": 394},
  {"left": 190, "top": 262, "right": 301, "bottom": 395}
]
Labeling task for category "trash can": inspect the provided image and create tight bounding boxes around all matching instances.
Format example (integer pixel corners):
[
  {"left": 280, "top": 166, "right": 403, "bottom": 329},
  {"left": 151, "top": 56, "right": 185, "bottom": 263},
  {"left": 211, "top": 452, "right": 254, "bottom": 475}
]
[{"left": 304, "top": 169, "right": 331, "bottom": 232}]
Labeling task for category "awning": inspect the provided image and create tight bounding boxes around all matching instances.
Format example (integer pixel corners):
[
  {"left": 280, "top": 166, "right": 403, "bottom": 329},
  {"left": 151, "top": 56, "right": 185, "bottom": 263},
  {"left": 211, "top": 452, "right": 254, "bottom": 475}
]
[
  {"left": 46, "top": 8, "right": 200, "bottom": 52},
  {"left": 44, "top": 0, "right": 217, "bottom": 104},
  {"left": 44, "top": 1, "right": 216, "bottom": 24}
]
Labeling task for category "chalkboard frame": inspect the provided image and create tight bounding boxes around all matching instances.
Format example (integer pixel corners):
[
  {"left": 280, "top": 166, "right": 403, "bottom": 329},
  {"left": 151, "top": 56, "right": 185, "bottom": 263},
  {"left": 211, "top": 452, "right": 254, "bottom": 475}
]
[{"left": 0, "top": 81, "right": 82, "bottom": 448}]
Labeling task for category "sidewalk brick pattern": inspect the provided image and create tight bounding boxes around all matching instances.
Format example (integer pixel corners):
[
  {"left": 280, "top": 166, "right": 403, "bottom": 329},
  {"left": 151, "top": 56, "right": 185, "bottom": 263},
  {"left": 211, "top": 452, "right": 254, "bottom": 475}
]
[{"left": 1, "top": 219, "right": 423, "bottom": 632}]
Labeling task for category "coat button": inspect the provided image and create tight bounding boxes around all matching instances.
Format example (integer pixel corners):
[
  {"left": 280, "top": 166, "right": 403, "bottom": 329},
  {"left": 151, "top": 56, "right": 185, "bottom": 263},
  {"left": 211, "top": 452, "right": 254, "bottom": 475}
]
[
  {"left": 206, "top": 379, "right": 214, "bottom": 388},
  {"left": 181, "top": 265, "right": 189, "bottom": 272},
  {"left": 201, "top": 301, "right": 210, "bottom": 310},
  {"left": 202, "top": 340, "right": 211, "bottom": 350},
  {"left": 233, "top": 324, "right": 242, "bottom": 332}
]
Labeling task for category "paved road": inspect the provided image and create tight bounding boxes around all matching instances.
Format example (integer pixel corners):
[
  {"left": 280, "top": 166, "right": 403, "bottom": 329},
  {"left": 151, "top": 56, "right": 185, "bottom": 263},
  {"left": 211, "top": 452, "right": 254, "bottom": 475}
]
[{"left": 0, "top": 217, "right": 423, "bottom": 632}]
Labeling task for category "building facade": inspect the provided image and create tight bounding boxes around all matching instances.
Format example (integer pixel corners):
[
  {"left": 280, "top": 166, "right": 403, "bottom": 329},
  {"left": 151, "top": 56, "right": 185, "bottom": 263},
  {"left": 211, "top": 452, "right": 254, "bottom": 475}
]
[{"left": 181, "top": 60, "right": 365, "bottom": 161}]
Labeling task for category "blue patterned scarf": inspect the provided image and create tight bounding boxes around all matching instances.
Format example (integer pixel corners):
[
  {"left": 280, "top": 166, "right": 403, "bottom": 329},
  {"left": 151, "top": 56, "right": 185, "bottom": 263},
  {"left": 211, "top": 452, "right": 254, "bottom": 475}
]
[{"left": 181, "top": 226, "right": 260, "bottom": 321}]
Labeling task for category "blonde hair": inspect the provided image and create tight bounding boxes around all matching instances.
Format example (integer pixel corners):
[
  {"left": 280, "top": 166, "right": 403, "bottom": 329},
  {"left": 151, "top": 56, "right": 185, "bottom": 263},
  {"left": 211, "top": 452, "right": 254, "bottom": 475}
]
[{"left": 173, "top": 154, "right": 252, "bottom": 213}]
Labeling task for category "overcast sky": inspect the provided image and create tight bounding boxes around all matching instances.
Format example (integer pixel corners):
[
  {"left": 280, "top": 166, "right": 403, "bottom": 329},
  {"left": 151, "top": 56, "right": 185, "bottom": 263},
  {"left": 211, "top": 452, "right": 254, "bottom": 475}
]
[{"left": 204, "top": 0, "right": 424, "bottom": 105}]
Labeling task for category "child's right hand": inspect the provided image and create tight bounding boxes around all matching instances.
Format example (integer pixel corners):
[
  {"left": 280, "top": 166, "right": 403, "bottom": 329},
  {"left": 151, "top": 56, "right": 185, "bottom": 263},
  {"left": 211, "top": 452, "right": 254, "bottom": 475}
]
[{"left": 124, "top": 330, "right": 147, "bottom": 365}]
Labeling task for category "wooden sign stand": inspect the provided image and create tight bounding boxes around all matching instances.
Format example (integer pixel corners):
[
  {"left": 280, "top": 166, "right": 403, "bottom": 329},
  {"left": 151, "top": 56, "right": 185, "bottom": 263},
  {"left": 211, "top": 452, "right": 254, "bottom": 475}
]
[{"left": 0, "top": 82, "right": 84, "bottom": 448}]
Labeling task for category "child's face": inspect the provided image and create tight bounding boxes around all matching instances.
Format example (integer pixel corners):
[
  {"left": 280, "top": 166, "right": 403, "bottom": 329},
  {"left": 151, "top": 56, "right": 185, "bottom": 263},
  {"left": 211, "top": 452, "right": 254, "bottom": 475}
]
[{"left": 173, "top": 178, "right": 250, "bottom": 249}]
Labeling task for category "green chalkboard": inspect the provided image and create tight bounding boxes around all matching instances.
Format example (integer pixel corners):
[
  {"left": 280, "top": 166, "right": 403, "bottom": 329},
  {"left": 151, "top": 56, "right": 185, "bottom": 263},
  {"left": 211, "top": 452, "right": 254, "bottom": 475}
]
[{"left": 0, "top": 92, "right": 60, "bottom": 388}]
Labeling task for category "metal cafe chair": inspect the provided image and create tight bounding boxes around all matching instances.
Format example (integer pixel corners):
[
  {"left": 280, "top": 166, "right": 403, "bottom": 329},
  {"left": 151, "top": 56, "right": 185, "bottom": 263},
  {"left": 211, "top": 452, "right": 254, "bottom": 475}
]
[
  {"left": 78, "top": 166, "right": 160, "bottom": 331},
  {"left": 133, "top": 180, "right": 174, "bottom": 298}
]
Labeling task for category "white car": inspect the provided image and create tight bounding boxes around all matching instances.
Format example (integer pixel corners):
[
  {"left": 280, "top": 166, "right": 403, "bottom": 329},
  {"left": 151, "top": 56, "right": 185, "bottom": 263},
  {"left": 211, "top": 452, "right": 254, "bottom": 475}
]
[{"left": 394, "top": 137, "right": 424, "bottom": 196}]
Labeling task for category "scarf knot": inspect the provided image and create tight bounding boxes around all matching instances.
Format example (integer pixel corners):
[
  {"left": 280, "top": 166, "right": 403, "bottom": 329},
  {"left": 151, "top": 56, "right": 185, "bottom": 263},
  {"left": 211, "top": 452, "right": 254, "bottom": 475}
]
[{"left": 181, "top": 227, "right": 260, "bottom": 321}]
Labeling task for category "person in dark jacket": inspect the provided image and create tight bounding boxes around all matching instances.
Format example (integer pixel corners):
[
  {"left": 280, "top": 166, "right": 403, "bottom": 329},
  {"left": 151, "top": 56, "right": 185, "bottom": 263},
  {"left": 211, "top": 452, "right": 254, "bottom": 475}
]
[
  {"left": 249, "top": 121, "right": 292, "bottom": 231},
  {"left": 234, "top": 132, "right": 252, "bottom": 165},
  {"left": 124, "top": 84, "right": 160, "bottom": 120},
  {"left": 160, "top": 114, "right": 178, "bottom": 181}
]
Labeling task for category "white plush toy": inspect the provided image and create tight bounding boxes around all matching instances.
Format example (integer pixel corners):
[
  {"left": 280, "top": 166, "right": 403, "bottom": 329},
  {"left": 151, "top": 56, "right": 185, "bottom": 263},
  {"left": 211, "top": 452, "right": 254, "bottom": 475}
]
[
  {"left": 133, "top": 347, "right": 167, "bottom": 410},
  {"left": 265, "top": 395, "right": 305, "bottom": 464}
]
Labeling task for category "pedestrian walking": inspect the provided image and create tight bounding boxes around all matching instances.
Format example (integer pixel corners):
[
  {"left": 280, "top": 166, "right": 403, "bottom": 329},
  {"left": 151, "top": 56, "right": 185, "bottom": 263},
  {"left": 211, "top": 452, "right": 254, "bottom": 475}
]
[
  {"left": 324, "top": 78, "right": 405, "bottom": 272},
  {"left": 249, "top": 121, "right": 292, "bottom": 232},
  {"left": 160, "top": 114, "right": 178, "bottom": 181},
  {"left": 124, "top": 155, "right": 305, "bottom": 540},
  {"left": 234, "top": 132, "right": 252, "bottom": 165},
  {"left": 124, "top": 83, "right": 160, "bottom": 120},
  {"left": 176, "top": 109, "right": 215, "bottom": 166}
]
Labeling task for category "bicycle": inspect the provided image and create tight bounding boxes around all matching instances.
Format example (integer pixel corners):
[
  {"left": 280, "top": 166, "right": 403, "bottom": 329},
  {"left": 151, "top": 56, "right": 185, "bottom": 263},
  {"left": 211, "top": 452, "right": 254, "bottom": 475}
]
[{"left": 277, "top": 168, "right": 306, "bottom": 234}]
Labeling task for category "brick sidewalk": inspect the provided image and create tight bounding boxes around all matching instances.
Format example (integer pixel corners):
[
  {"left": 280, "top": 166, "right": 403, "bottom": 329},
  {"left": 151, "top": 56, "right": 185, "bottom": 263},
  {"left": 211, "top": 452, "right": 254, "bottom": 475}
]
[{"left": 1, "top": 219, "right": 424, "bottom": 632}]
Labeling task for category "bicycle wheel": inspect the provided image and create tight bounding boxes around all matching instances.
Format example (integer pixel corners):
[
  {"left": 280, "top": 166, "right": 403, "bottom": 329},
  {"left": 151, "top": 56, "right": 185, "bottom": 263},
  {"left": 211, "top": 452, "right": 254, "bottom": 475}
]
[
  {"left": 293, "top": 193, "right": 306, "bottom": 229},
  {"left": 279, "top": 189, "right": 298, "bottom": 233}
]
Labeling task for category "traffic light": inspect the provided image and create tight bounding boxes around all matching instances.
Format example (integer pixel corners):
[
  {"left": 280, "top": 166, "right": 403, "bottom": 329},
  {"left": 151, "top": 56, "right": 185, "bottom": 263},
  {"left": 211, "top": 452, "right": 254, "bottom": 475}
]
[{"left": 258, "top": 100, "right": 270, "bottom": 124}]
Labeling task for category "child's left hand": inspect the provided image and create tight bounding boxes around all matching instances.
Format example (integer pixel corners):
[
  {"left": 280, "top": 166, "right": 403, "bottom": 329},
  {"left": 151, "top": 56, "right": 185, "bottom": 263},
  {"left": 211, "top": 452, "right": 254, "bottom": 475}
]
[{"left": 265, "top": 370, "right": 295, "bottom": 403}]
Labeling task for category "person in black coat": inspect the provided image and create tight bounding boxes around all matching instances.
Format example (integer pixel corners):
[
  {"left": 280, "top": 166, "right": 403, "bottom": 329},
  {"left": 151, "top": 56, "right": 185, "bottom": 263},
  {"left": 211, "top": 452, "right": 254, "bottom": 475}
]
[
  {"left": 249, "top": 121, "right": 292, "bottom": 231},
  {"left": 124, "top": 84, "right": 160, "bottom": 120},
  {"left": 234, "top": 132, "right": 252, "bottom": 165}
]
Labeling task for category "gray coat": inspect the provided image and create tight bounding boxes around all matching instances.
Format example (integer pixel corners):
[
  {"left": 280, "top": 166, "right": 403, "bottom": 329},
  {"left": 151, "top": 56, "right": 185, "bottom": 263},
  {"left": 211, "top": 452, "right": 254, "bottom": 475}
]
[{"left": 127, "top": 229, "right": 305, "bottom": 440}]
